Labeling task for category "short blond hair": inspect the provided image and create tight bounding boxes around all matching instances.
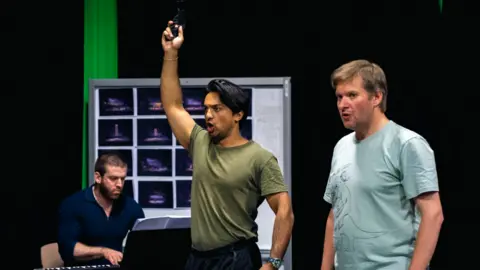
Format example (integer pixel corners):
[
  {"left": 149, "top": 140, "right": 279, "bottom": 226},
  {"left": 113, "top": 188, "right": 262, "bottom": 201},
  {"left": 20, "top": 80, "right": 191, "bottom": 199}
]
[{"left": 331, "top": 59, "right": 388, "bottom": 112}]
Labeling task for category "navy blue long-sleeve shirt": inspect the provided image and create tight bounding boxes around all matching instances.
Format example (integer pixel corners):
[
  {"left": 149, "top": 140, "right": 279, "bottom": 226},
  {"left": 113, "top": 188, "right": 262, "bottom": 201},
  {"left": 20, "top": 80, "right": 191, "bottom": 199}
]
[{"left": 57, "top": 185, "right": 145, "bottom": 266}]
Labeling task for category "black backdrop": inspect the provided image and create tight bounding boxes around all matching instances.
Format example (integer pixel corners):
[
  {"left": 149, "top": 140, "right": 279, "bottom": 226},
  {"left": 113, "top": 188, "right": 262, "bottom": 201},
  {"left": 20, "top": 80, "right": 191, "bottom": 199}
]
[{"left": 21, "top": 0, "right": 480, "bottom": 269}]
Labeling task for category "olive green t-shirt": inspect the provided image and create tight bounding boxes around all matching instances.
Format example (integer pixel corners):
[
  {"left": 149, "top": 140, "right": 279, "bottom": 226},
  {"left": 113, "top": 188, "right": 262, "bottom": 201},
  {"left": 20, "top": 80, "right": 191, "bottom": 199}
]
[{"left": 188, "top": 124, "right": 288, "bottom": 251}]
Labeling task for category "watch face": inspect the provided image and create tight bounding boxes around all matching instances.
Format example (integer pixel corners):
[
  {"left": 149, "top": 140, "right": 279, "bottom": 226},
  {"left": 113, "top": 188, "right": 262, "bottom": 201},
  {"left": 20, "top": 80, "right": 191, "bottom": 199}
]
[{"left": 268, "top": 258, "right": 282, "bottom": 268}]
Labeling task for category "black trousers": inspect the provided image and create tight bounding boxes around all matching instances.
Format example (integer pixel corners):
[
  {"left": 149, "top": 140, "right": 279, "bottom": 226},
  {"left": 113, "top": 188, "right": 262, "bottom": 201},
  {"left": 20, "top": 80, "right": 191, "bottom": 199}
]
[{"left": 184, "top": 239, "right": 263, "bottom": 270}]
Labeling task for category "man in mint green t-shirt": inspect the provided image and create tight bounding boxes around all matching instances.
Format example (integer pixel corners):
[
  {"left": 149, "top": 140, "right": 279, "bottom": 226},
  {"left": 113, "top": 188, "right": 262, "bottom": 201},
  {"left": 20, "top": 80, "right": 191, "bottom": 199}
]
[{"left": 321, "top": 60, "right": 444, "bottom": 270}]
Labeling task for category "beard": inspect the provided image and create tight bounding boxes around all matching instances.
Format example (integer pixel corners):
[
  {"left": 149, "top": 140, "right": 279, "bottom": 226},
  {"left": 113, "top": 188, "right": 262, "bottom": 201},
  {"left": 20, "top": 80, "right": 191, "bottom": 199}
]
[
  {"left": 99, "top": 182, "right": 121, "bottom": 200},
  {"left": 210, "top": 132, "right": 226, "bottom": 144},
  {"left": 209, "top": 125, "right": 234, "bottom": 144}
]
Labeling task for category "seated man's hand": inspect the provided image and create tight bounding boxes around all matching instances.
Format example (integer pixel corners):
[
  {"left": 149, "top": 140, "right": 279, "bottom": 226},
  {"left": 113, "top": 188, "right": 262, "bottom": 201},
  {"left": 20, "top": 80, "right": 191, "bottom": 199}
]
[{"left": 102, "top": 248, "right": 123, "bottom": 265}]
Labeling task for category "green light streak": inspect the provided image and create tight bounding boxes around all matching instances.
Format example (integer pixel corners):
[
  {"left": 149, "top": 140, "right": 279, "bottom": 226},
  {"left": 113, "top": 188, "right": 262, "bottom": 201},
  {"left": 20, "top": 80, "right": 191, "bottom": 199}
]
[{"left": 83, "top": 0, "right": 118, "bottom": 188}]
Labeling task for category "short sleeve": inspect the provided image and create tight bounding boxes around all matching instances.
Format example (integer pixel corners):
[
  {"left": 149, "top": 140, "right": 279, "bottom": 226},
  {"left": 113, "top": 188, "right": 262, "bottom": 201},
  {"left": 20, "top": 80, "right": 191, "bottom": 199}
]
[
  {"left": 323, "top": 148, "right": 337, "bottom": 204},
  {"left": 188, "top": 124, "right": 209, "bottom": 156},
  {"left": 259, "top": 157, "right": 289, "bottom": 197},
  {"left": 323, "top": 170, "right": 335, "bottom": 204},
  {"left": 400, "top": 137, "right": 439, "bottom": 199}
]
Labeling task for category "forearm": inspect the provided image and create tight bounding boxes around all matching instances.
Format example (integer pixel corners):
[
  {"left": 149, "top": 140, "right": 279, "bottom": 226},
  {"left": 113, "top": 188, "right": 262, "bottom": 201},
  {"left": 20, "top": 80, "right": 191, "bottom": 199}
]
[
  {"left": 409, "top": 214, "right": 443, "bottom": 270},
  {"left": 73, "top": 242, "right": 105, "bottom": 260},
  {"left": 321, "top": 218, "right": 335, "bottom": 270},
  {"left": 270, "top": 210, "right": 294, "bottom": 259},
  {"left": 160, "top": 51, "right": 183, "bottom": 109}
]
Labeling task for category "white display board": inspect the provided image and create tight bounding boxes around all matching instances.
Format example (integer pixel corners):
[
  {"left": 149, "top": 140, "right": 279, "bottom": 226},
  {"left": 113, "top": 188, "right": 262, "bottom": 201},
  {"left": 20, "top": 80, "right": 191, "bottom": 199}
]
[{"left": 89, "top": 78, "right": 292, "bottom": 270}]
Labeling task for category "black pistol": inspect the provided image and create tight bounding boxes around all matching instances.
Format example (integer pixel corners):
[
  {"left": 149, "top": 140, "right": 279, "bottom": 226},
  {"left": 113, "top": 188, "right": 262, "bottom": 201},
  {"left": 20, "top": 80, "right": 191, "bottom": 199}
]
[{"left": 168, "top": 0, "right": 186, "bottom": 39}]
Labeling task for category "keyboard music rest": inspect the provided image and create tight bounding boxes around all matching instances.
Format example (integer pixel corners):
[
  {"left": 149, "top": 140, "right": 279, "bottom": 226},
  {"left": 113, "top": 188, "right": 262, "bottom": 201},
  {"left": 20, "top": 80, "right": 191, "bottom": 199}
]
[
  {"left": 33, "top": 264, "right": 120, "bottom": 270},
  {"left": 121, "top": 228, "right": 191, "bottom": 270},
  {"left": 120, "top": 216, "right": 192, "bottom": 270}
]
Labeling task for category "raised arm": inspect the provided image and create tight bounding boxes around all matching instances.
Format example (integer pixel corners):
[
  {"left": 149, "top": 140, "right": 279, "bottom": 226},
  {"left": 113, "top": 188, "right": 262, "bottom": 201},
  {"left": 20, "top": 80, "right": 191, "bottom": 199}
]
[{"left": 161, "top": 21, "right": 196, "bottom": 150}]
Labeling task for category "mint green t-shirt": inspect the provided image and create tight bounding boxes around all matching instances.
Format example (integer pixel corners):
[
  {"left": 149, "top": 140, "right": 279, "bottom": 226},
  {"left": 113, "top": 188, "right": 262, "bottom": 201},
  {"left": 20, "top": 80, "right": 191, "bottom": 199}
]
[{"left": 324, "top": 121, "right": 439, "bottom": 270}]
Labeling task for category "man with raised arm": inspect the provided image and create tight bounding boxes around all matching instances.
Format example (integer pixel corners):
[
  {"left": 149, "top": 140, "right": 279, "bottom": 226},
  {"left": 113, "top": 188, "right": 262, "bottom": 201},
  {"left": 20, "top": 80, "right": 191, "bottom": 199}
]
[{"left": 160, "top": 21, "right": 294, "bottom": 270}]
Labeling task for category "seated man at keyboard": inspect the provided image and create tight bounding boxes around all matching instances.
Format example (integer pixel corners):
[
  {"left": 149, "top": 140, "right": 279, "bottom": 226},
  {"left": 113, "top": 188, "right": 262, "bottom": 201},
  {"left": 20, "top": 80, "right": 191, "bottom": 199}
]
[{"left": 57, "top": 153, "right": 145, "bottom": 266}]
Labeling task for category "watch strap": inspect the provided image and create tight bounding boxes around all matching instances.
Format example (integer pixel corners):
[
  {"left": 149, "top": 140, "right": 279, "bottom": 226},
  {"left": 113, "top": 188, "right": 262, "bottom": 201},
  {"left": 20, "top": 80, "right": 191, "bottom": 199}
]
[{"left": 267, "top": 257, "right": 283, "bottom": 268}]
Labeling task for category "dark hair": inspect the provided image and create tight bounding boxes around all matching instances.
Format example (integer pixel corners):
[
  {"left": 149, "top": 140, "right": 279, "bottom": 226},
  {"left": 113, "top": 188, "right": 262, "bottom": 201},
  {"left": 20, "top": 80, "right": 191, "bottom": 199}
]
[
  {"left": 206, "top": 79, "right": 250, "bottom": 128},
  {"left": 94, "top": 153, "right": 128, "bottom": 177}
]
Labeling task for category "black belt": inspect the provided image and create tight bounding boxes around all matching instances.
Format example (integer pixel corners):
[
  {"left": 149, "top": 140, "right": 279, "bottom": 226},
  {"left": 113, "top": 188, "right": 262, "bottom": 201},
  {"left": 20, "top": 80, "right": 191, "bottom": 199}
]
[{"left": 191, "top": 238, "right": 257, "bottom": 257}]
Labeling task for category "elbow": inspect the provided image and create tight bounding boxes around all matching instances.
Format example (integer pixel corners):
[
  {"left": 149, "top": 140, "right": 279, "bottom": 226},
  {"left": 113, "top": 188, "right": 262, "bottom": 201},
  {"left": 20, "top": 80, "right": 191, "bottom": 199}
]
[
  {"left": 58, "top": 239, "right": 76, "bottom": 263},
  {"left": 285, "top": 212, "right": 294, "bottom": 225},
  {"left": 277, "top": 207, "right": 294, "bottom": 225},
  {"left": 433, "top": 212, "right": 444, "bottom": 233},
  {"left": 433, "top": 206, "right": 444, "bottom": 225},
  {"left": 436, "top": 211, "right": 444, "bottom": 227},
  {"left": 424, "top": 209, "right": 444, "bottom": 229}
]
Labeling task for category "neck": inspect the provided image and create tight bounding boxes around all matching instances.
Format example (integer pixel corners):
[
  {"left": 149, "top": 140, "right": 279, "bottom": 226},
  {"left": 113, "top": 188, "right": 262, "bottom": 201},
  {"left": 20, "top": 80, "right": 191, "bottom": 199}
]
[
  {"left": 355, "top": 110, "right": 389, "bottom": 141},
  {"left": 93, "top": 185, "right": 113, "bottom": 210},
  {"left": 218, "top": 130, "right": 248, "bottom": 148}
]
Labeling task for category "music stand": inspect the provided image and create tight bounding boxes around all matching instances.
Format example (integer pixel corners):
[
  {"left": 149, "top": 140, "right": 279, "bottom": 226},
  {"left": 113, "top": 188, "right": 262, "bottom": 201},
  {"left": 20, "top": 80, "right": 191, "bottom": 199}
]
[{"left": 121, "top": 216, "right": 192, "bottom": 270}]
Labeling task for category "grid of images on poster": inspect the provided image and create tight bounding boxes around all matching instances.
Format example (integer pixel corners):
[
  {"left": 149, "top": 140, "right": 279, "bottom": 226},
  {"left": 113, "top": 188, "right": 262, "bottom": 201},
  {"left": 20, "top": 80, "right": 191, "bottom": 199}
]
[{"left": 96, "top": 86, "right": 253, "bottom": 211}]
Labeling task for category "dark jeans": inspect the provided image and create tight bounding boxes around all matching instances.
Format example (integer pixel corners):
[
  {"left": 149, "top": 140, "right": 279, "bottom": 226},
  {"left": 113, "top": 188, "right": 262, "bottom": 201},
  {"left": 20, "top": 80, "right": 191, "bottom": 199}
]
[{"left": 184, "top": 239, "right": 262, "bottom": 270}]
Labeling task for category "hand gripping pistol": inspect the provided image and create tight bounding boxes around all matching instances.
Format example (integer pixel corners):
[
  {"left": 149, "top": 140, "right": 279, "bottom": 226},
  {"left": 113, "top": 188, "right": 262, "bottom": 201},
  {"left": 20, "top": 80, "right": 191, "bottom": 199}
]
[{"left": 167, "top": 0, "right": 186, "bottom": 39}]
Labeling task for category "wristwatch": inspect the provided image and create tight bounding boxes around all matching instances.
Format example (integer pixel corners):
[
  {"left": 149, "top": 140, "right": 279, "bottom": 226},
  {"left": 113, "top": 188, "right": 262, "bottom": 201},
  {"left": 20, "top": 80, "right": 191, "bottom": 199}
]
[{"left": 267, "top": 257, "right": 283, "bottom": 269}]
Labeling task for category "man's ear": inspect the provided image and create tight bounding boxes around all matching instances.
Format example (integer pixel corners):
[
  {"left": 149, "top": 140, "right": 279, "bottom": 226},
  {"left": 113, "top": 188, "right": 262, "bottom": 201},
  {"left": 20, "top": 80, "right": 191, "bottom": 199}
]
[
  {"left": 373, "top": 89, "right": 383, "bottom": 107},
  {"left": 234, "top": 111, "right": 244, "bottom": 122},
  {"left": 94, "top": 172, "right": 102, "bottom": 184}
]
